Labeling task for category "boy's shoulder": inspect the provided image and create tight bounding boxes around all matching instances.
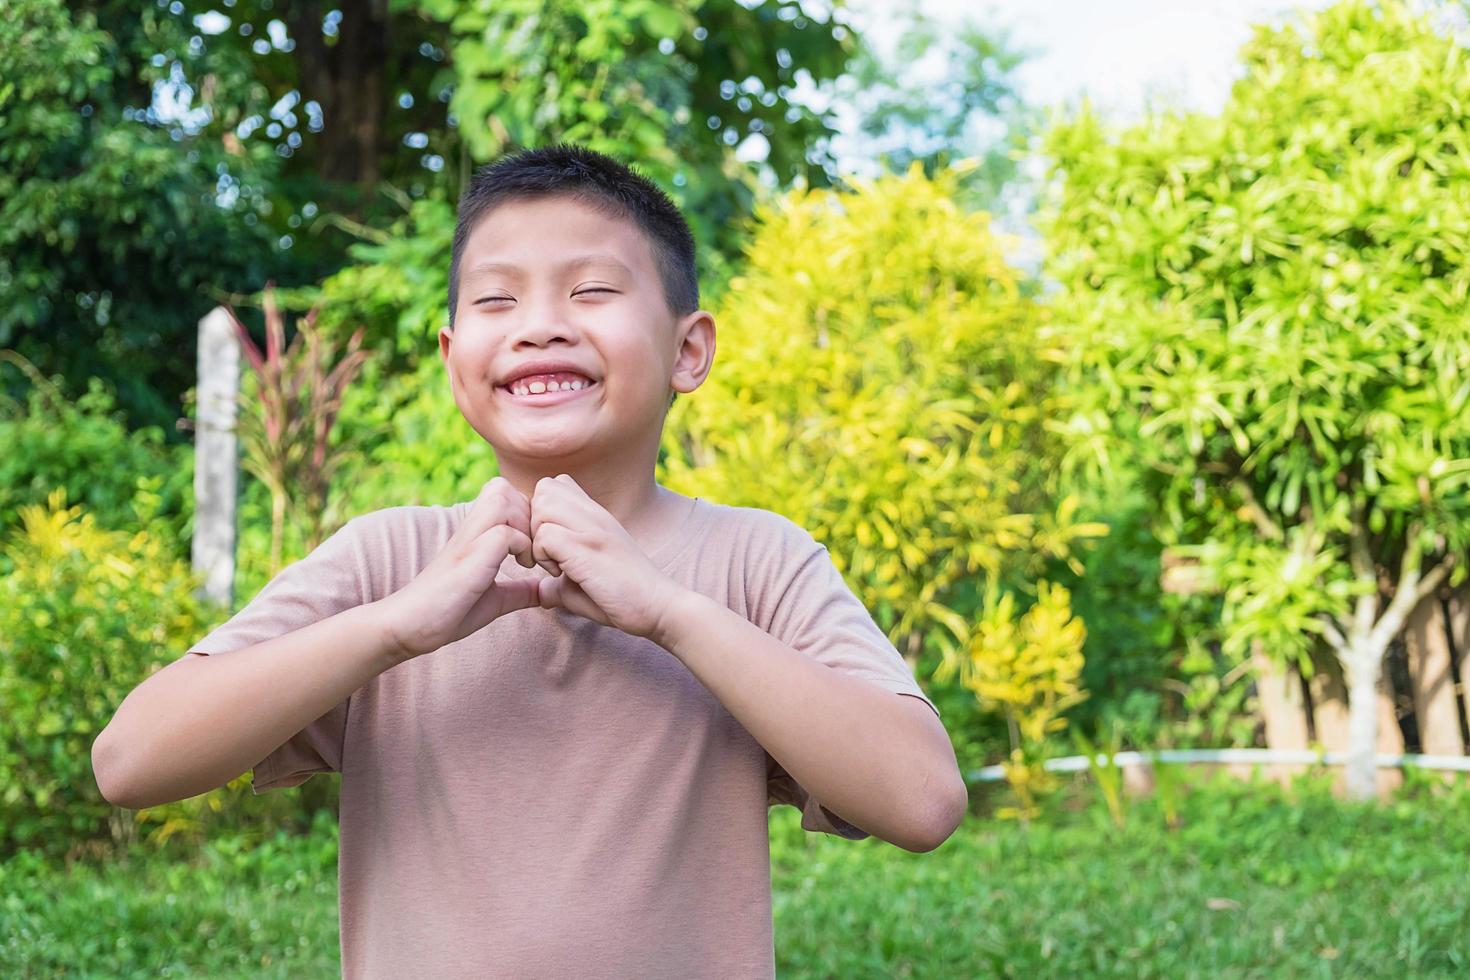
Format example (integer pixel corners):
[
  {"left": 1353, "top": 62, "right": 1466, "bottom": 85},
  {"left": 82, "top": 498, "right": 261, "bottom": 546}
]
[
  {"left": 692, "top": 498, "right": 829, "bottom": 575},
  {"left": 343, "top": 500, "right": 469, "bottom": 533},
  {"left": 699, "top": 498, "right": 818, "bottom": 544},
  {"left": 318, "top": 500, "right": 469, "bottom": 562}
]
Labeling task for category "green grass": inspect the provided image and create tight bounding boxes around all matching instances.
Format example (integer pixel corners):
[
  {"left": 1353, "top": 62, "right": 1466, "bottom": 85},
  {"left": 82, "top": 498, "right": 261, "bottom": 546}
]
[
  {"left": 5, "top": 771, "right": 1470, "bottom": 977},
  {"left": 770, "top": 769, "right": 1470, "bottom": 978},
  {"left": 1, "top": 810, "right": 341, "bottom": 978}
]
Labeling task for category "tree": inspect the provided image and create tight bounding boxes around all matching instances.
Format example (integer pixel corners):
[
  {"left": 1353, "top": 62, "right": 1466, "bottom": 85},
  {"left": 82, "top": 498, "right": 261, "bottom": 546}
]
[
  {"left": 3, "top": 0, "right": 856, "bottom": 434},
  {"left": 1040, "top": 0, "right": 1470, "bottom": 798},
  {"left": 0, "top": 0, "right": 287, "bottom": 432}
]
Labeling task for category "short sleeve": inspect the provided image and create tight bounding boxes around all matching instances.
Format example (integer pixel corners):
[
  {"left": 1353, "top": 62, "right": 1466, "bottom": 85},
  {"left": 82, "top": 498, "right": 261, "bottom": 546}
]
[
  {"left": 184, "top": 516, "right": 369, "bottom": 793},
  {"left": 751, "top": 517, "right": 942, "bottom": 840}
]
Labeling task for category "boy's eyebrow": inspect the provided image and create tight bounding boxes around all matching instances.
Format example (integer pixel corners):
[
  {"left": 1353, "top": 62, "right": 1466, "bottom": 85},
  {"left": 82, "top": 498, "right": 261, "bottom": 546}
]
[{"left": 463, "top": 253, "right": 634, "bottom": 280}]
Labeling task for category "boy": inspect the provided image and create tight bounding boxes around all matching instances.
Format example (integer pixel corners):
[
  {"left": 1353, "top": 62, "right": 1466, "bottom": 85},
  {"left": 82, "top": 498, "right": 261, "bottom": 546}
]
[{"left": 93, "top": 143, "right": 967, "bottom": 978}]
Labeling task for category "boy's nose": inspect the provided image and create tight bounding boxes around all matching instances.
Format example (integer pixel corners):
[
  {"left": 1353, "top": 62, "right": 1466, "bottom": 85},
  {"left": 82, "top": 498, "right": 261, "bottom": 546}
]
[{"left": 507, "top": 303, "right": 583, "bottom": 349}]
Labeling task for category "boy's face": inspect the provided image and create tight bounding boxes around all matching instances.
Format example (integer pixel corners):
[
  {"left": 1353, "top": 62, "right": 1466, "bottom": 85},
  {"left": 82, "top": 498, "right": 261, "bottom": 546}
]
[{"left": 440, "top": 195, "right": 710, "bottom": 470}]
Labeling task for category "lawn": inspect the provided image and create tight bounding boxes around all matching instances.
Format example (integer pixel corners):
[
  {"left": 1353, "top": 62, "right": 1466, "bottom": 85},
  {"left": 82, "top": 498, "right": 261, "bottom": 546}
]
[{"left": 4, "top": 771, "right": 1469, "bottom": 977}]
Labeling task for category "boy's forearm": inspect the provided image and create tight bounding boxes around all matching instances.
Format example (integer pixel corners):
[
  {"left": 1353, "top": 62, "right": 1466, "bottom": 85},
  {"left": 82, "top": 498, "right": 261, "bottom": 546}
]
[
  {"left": 650, "top": 588, "right": 967, "bottom": 852},
  {"left": 92, "top": 600, "right": 404, "bottom": 810}
]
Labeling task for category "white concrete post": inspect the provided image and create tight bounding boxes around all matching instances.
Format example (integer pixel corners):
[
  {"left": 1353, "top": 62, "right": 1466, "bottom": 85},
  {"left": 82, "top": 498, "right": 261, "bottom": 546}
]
[{"left": 191, "top": 306, "right": 240, "bottom": 608}]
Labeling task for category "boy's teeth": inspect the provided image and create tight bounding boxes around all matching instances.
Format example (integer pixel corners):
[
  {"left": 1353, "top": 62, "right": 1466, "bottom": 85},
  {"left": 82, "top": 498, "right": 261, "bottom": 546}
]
[{"left": 508, "top": 374, "right": 593, "bottom": 396}]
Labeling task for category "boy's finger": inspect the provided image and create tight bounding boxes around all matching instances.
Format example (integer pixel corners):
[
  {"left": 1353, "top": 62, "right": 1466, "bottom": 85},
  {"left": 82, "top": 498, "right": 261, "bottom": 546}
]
[
  {"left": 461, "top": 479, "right": 534, "bottom": 559},
  {"left": 457, "top": 477, "right": 521, "bottom": 542},
  {"left": 493, "top": 577, "right": 540, "bottom": 616},
  {"left": 537, "top": 573, "right": 561, "bottom": 610},
  {"left": 462, "top": 575, "right": 538, "bottom": 631},
  {"left": 475, "top": 524, "right": 532, "bottom": 573}
]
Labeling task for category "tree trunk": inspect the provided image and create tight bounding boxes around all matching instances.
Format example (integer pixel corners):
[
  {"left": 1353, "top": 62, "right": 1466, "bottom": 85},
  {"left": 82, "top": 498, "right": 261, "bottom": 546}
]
[
  {"left": 1306, "top": 651, "right": 1403, "bottom": 796},
  {"left": 1321, "top": 513, "right": 1456, "bottom": 799},
  {"left": 283, "top": 0, "right": 389, "bottom": 191},
  {"left": 1343, "top": 647, "right": 1386, "bottom": 800}
]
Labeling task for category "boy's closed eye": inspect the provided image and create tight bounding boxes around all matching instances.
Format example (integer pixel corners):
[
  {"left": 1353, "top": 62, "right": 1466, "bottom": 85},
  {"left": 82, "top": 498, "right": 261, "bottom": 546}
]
[{"left": 473, "top": 287, "right": 621, "bottom": 306}]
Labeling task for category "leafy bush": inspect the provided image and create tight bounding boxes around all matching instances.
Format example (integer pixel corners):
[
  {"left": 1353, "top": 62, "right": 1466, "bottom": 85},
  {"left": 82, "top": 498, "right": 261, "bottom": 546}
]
[
  {"left": 0, "top": 355, "right": 192, "bottom": 550},
  {"left": 332, "top": 353, "right": 501, "bottom": 513},
  {"left": 0, "top": 490, "right": 220, "bottom": 857},
  {"left": 660, "top": 162, "right": 1106, "bottom": 665},
  {"left": 935, "top": 580, "right": 1088, "bottom": 819},
  {"left": 1, "top": 488, "right": 349, "bottom": 859},
  {"left": 1039, "top": 0, "right": 1470, "bottom": 794}
]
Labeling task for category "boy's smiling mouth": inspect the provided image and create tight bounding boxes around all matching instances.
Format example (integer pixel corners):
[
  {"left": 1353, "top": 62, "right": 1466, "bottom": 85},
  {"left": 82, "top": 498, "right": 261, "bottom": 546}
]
[{"left": 497, "top": 371, "right": 599, "bottom": 403}]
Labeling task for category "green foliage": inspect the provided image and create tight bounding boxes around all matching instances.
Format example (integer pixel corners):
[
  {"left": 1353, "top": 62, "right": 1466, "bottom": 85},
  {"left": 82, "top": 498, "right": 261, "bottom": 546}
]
[
  {"left": 228, "top": 286, "right": 370, "bottom": 572},
  {"left": 1152, "top": 757, "right": 1184, "bottom": 831},
  {"left": 1044, "top": 476, "right": 1260, "bottom": 750},
  {"left": 1073, "top": 726, "right": 1126, "bottom": 829},
  {"left": 939, "top": 581, "right": 1088, "bottom": 747},
  {"left": 1040, "top": 0, "right": 1470, "bottom": 680},
  {"left": 335, "top": 353, "right": 501, "bottom": 509},
  {"left": 661, "top": 163, "right": 1106, "bottom": 665},
  {"left": 0, "top": 0, "right": 288, "bottom": 432},
  {"left": 0, "top": 490, "right": 220, "bottom": 858},
  {"left": 310, "top": 197, "right": 459, "bottom": 362},
  {"left": 935, "top": 580, "right": 1088, "bottom": 820},
  {"left": 0, "top": 354, "right": 192, "bottom": 551}
]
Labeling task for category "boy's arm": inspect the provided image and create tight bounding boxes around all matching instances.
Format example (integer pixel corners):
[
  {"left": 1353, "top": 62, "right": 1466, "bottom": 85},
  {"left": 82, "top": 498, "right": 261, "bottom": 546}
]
[
  {"left": 96, "top": 483, "right": 538, "bottom": 810},
  {"left": 651, "top": 589, "right": 967, "bottom": 853},
  {"left": 92, "top": 600, "right": 402, "bottom": 810}
]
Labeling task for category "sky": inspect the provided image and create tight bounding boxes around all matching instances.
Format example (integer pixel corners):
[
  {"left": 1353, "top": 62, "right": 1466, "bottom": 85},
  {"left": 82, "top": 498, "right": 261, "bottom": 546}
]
[{"left": 901, "top": 0, "right": 1324, "bottom": 119}]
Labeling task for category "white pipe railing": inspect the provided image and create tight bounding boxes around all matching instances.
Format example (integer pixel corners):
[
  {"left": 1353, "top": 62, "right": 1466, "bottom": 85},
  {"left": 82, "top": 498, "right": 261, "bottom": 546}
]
[{"left": 965, "top": 747, "right": 1470, "bottom": 782}]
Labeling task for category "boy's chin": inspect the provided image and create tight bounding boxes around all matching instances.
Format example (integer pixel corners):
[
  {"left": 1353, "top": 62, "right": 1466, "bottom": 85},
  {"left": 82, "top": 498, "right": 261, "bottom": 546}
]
[{"left": 490, "top": 434, "right": 595, "bottom": 462}]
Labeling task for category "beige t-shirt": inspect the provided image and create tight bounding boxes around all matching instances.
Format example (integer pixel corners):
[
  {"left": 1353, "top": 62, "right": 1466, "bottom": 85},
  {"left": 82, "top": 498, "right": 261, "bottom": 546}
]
[{"left": 184, "top": 494, "right": 940, "bottom": 979}]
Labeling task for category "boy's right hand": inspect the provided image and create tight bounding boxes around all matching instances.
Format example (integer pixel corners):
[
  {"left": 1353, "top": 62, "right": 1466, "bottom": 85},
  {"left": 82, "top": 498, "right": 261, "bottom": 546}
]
[{"left": 377, "top": 477, "right": 542, "bottom": 662}]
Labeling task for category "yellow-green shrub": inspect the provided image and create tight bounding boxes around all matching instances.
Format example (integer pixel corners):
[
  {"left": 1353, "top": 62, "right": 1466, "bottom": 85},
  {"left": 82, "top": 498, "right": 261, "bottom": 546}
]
[
  {"left": 0, "top": 490, "right": 222, "bottom": 857},
  {"left": 934, "top": 580, "right": 1088, "bottom": 820},
  {"left": 659, "top": 162, "right": 1106, "bottom": 661}
]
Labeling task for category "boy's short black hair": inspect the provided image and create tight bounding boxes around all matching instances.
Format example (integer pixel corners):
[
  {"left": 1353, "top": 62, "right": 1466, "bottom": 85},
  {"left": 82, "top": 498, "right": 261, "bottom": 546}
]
[{"left": 447, "top": 143, "right": 700, "bottom": 331}]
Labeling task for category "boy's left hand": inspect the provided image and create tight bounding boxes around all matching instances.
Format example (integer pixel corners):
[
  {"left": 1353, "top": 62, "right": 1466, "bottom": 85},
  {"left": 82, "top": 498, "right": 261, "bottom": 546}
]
[{"left": 529, "top": 474, "right": 685, "bottom": 639}]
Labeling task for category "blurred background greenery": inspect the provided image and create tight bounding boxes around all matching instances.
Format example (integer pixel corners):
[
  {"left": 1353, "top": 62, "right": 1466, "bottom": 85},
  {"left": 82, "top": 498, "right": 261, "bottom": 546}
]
[{"left": 3, "top": 0, "right": 1470, "bottom": 975}]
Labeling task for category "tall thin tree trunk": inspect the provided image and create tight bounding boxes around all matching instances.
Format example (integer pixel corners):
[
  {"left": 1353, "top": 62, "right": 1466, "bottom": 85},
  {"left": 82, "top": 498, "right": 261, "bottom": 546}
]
[
  {"left": 1322, "top": 513, "right": 1455, "bottom": 801},
  {"left": 1343, "top": 647, "right": 1385, "bottom": 800},
  {"left": 284, "top": 0, "right": 390, "bottom": 192}
]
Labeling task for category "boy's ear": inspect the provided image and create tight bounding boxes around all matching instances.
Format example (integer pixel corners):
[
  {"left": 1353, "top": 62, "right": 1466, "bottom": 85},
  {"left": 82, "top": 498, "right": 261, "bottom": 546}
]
[
  {"left": 670, "top": 309, "right": 715, "bottom": 395},
  {"left": 438, "top": 326, "right": 458, "bottom": 399}
]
